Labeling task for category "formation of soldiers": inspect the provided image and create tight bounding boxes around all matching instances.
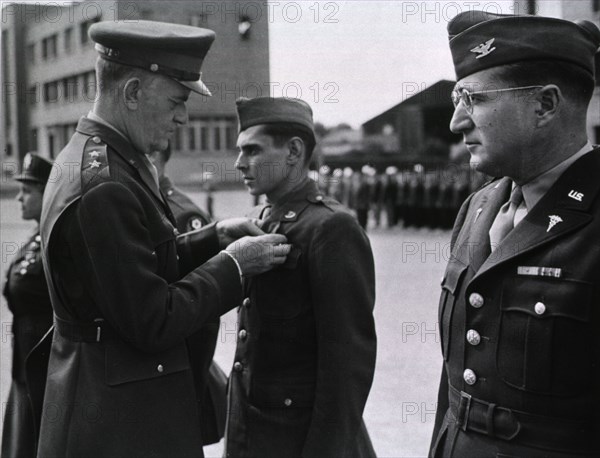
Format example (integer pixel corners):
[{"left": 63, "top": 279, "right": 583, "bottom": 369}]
[{"left": 314, "top": 164, "right": 488, "bottom": 230}]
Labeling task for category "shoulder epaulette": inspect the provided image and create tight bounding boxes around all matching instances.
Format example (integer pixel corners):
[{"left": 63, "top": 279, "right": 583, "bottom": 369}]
[{"left": 81, "top": 136, "right": 110, "bottom": 192}]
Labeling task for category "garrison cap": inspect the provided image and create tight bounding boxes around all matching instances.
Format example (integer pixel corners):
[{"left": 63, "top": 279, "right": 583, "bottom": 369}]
[
  {"left": 236, "top": 97, "right": 315, "bottom": 140},
  {"left": 448, "top": 11, "right": 600, "bottom": 80},
  {"left": 15, "top": 153, "right": 53, "bottom": 185},
  {"left": 89, "top": 20, "right": 215, "bottom": 96}
]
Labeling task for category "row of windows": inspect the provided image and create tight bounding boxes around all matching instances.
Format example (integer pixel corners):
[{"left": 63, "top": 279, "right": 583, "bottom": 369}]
[
  {"left": 172, "top": 121, "right": 238, "bottom": 152},
  {"left": 27, "top": 16, "right": 101, "bottom": 64},
  {"left": 28, "top": 71, "right": 97, "bottom": 105}
]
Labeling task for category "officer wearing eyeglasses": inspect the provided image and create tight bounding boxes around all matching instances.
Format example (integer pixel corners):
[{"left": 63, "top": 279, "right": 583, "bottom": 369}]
[{"left": 430, "top": 11, "right": 600, "bottom": 458}]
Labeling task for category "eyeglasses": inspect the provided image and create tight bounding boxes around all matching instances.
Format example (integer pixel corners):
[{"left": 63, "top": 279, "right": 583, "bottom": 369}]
[{"left": 451, "top": 85, "right": 543, "bottom": 113}]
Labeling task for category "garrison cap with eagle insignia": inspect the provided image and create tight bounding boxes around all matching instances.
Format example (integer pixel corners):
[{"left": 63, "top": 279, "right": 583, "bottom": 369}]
[
  {"left": 89, "top": 20, "right": 215, "bottom": 96},
  {"left": 448, "top": 10, "right": 600, "bottom": 80}
]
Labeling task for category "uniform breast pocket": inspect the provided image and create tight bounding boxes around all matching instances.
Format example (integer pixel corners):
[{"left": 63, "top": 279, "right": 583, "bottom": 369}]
[
  {"left": 439, "top": 262, "right": 468, "bottom": 361},
  {"left": 496, "top": 276, "right": 593, "bottom": 395}
]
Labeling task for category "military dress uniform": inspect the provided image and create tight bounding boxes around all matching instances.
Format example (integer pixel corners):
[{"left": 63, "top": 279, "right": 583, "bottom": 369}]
[
  {"left": 37, "top": 21, "right": 243, "bottom": 458},
  {"left": 430, "top": 11, "right": 600, "bottom": 458},
  {"left": 225, "top": 178, "right": 377, "bottom": 458}
]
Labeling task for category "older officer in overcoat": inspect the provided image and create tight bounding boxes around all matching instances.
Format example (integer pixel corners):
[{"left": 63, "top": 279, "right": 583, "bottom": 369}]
[
  {"left": 225, "top": 97, "right": 377, "bottom": 458},
  {"left": 1, "top": 154, "right": 53, "bottom": 458},
  {"left": 430, "top": 11, "right": 600, "bottom": 457},
  {"left": 38, "top": 21, "right": 290, "bottom": 458}
]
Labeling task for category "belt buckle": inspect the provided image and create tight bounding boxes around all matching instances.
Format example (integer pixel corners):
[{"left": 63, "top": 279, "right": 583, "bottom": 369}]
[{"left": 459, "top": 391, "right": 472, "bottom": 432}]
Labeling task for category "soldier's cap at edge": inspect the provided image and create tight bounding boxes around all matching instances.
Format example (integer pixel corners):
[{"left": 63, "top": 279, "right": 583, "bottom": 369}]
[
  {"left": 447, "top": 10, "right": 600, "bottom": 80},
  {"left": 235, "top": 97, "right": 316, "bottom": 142},
  {"left": 89, "top": 20, "right": 215, "bottom": 96}
]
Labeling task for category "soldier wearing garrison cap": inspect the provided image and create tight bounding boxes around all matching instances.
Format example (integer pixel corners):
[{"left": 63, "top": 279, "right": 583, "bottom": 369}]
[
  {"left": 225, "top": 97, "right": 377, "bottom": 458},
  {"left": 2, "top": 154, "right": 54, "bottom": 458},
  {"left": 38, "top": 20, "right": 290, "bottom": 457},
  {"left": 430, "top": 11, "right": 600, "bottom": 458}
]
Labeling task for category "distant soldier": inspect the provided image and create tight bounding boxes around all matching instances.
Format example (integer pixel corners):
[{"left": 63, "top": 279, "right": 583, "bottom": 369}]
[{"left": 382, "top": 167, "right": 398, "bottom": 227}]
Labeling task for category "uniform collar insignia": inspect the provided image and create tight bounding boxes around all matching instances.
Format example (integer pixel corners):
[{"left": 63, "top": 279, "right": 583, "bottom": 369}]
[{"left": 547, "top": 214, "right": 563, "bottom": 232}]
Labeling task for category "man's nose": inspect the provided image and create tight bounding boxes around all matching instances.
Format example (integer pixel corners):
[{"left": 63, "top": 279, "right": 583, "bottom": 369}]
[{"left": 449, "top": 103, "right": 473, "bottom": 134}]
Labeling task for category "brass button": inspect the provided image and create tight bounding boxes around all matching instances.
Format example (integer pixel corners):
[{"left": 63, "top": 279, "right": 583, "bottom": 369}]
[
  {"left": 92, "top": 136, "right": 101, "bottom": 144},
  {"left": 233, "top": 361, "right": 243, "bottom": 372},
  {"left": 157, "top": 364, "right": 164, "bottom": 373},
  {"left": 463, "top": 369, "right": 477, "bottom": 385},
  {"left": 284, "top": 398, "right": 292, "bottom": 407},
  {"left": 466, "top": 329, "right": 481, "bottom": 346},
  {"left": 238, "top": 329, "right": 247, "bottom": 340},
  {"left": 469, "top": 293, "right": 484, "bottom": 308},
  {"left": 534, "top": 302, "right": 546, "bottom": 315},
  {"left": 242, "top": 297, "right": 251, "bottom": 308}
]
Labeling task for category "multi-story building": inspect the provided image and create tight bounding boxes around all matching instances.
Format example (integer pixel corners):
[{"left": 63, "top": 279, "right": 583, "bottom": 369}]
[
  {"left": 513, "top": 0, "right": 600, "bottom": 143},
  {"left": 1, "top": 0, "right": 269, "bottom": 180}
]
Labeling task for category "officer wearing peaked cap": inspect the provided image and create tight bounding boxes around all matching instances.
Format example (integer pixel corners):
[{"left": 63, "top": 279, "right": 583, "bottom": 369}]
[
  {"left": 1, "top": 154, "right": 54, "bottom": 458},
  {"left": 225, "top": 97, "right": 377, "bottom": 458},
  {"left": 430, "top": 11, "right": 600, "bottom": 458},
  {"left": 38, "top": 21, "right": 289, "bottom": 458}
]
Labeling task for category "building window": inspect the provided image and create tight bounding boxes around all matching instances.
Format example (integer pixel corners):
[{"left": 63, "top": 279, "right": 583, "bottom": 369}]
[
  {"left": 30, "top": 128, "right": 38, "bottom": 152},
  {"left": 188, "top": 126, "right": 196, "bottom": 149},
  {"left": 83, "top": 71, "right": 96, "bottom": 100},
  {"left": 6, "top": 143, "right": 13, "bottom": 157},
  {"left": 593, "top": 0, "right": 600, "bottom": 13},
  {"left": 27, "top": 43, "right": 35, "bottom": 63},
  {"left": 226, "top": 125, "right": 236, "bottom": 150},
  {"left": 200, "top": 126, "right": 208, "bottom": 151},
  {"left": 213, "top": 126, "right": 221, "bottom": 150},
  {"left": 44, "top": 81, "right": 59, "bottom": 103},
  {"left": 80, "top": 16, "right": 101, "bottom": 45},
  {"left": 64, "top": 27, "right": 73, "bottom": 53},
  {"left": 28, "top": 85, "right": 38, "bottom": 106},
  {"left": 42, "top": 34, "right": 58, "bottom": 60},
  {"left": 173, "top": 127, "right": 182, "bottom": 151}
]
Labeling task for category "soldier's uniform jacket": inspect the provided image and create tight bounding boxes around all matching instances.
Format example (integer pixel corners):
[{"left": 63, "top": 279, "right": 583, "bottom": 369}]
[
  {"left": 225, "top": 179, "right": 377, "bottom": 458},
  {"left": 37, "top": 117, "right": 242, "bottom": 458},
  {"left": 160, "top": 175, "right": 211, "bottom": 232},
  {"left": 430, "top": 149, "right": 600, "bottom": 457},
  {"left": 2, "top": 232, "right": 53, "bottom": 458}
]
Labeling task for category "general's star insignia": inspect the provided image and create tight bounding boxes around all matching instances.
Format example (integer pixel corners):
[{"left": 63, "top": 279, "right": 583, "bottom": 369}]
[
  {"left": 470, "top": 38, "right": 496, "bottom": 59},
  {"left": 89, "top": 160, "right": 101, "bottom": 169},
  {"left": 547, "top": 215, "right": 563, "bottom": 232},
  {"left": 89, "top": 150, "right": 100, "bottom": 159}
]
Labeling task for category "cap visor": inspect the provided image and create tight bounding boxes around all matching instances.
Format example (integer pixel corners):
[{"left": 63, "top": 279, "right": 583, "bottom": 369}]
[{"left": 178, "top": 78, "right": 212, "bottom": 96}]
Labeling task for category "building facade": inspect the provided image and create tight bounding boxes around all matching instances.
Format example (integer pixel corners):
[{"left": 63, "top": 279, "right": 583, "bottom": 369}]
[{"left": 1, "top": 0, "right": 269, "bottom": 179}]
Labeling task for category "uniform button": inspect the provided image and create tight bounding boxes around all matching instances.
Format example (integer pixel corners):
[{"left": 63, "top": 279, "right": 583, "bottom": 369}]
[
  {"left": 151, "top": 251, "right": 156, "bottom": 256},
  {"left": 233, "top": 361, "right": 243, "bottom": 372},
  {"left": 463, "top": 369, "right": 477, "bottom": 385},
  {"left": 284, "top": 398, "right": 292, "bottom": 407},
  {"left": 92, "top": 136, "right": 101, "bottom": 144},
  {"left": 157, "top": 364, "right": 164, "bottom": 373},
  {"left": 534, "top": 302, "right": 546, "bottom": 315},
  {"left": 167, "top": 189, "right": 174, "bottom": 196},
  {"left": 315, "top": 195, "right": 323, "bottom": 201},
  {"left": 466, "top": 329, "right": 481, "bottom": 346},
  {"left": 238, "top": 329, "right": 247, "bottom": 340},
  {"left": 469, "top": 293, "right": 484, "bottom": 308},
  {"left": 242, "top": 297, "right": 251, "bottom": 308}
]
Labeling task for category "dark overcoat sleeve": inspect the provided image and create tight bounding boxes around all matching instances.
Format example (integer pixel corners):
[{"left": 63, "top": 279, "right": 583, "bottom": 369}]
[{"left": 302, "top": 211, "right": 377, "bottom": 457}]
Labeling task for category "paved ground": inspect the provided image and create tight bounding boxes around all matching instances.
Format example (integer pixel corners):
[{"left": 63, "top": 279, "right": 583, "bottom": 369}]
[{"left": 0, "top": 189, "right": 450, "bottom": 457}]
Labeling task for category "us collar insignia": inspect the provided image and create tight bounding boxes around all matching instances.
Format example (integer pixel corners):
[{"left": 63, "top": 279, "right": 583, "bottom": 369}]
[
  {"left": 547, "top": 215, "right": 563, "bottom": 232},
  {"left": 470, "top": 38, "right": 496, "bottom": 59}
]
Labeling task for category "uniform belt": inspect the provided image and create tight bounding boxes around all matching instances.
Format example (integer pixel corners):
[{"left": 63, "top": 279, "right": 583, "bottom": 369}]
[
  {"left": 55, "top": 316, "right": 117, "bottom": 343},
  {"left": 448, "top": 384, "right": 599, "bottom": 453}
]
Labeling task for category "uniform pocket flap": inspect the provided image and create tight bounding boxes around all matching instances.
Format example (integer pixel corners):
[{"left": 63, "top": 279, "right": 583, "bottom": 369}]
[
  {"left": 105, "top": 341, "right": 190, "bottom": 386},
  {"left": 501, "top": 276, "right": 592, "bottom": 321},
  {"left": 251, "top": 380, "right": 315, "bottom": 409},
  {"left": 441, "top": 261, "right": 468, "bottom": 295}
]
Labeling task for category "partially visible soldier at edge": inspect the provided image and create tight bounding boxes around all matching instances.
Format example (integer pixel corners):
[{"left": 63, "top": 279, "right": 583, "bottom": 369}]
[
  {"left": 2, "top": 154, "right": 54, "bottom": 458},
  {"left": 37, "top": 20, "right": 290, "bottom": 458},
  {"left": 430, "top": 11, "right": 600, "bottom": 458},
  {"left": 224, "top": 96, "right": 377, "bottom": 458}
]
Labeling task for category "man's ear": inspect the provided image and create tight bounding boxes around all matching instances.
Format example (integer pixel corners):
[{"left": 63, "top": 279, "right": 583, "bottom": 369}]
[
  {"left": 123, "top": 78, "right": 141, "bottom": 110},
  {"left": 287, "top": 137, "right": 304, "bottom": 165},
  {"left": 534, "top": 84, "right": 561, "bottom": 128}
]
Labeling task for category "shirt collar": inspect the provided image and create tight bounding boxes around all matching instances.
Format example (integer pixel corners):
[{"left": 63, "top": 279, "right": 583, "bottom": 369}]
[{"left": 521, "top": 141, "right": 593, "bottom": 210}]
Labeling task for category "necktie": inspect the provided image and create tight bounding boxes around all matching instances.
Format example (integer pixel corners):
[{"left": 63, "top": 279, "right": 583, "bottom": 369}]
[{"left": 489, "top": 184, "right": 524, "bottom": 250}]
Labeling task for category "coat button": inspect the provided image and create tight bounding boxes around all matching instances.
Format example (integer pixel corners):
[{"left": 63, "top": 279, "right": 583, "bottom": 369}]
[
  {"left": 284, "top": 398, "right": 292, "bottom": 407},
  {"left": 469, "top": 293, "right": 484, "bottom": 308},
  {"left": 315, "top": 195, "right": 323, "bottom": 201},
  {"left": 534, "top": 302, "right": 546, "bottom": 315},
  {"left": 466, "top": 329, "right": 481, "bottom": 346},
  {"left": 238, "top": 329, "right": 247, "bottom": 340},
  {"left": 242, "top": 297, "right": 251, "bottom": 308},
  {"left": 157, "top": 364, "right": 164, "bottom": 373},
  {"left": 233, "top": 361, "right": 243, "bottom": 372},
  {"left": 463, "top": 369, "right": 477, "bottom": 385}
]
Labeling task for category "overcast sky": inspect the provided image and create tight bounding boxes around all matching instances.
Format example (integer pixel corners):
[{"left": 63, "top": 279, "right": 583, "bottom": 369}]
[{"left": 268, "top": 0, "right": 564, "bottom": 128}]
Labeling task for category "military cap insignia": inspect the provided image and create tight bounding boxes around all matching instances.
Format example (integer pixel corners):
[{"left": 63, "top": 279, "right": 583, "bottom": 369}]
[
  {"left": 547, "top": 215, "right": 563, "bottom": 232},
  {"left": 190, "top": 218, "right": 202, "bottom": 230},
  {"left": 470, "top": 38, "right": 496, "bottom": 59}
]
